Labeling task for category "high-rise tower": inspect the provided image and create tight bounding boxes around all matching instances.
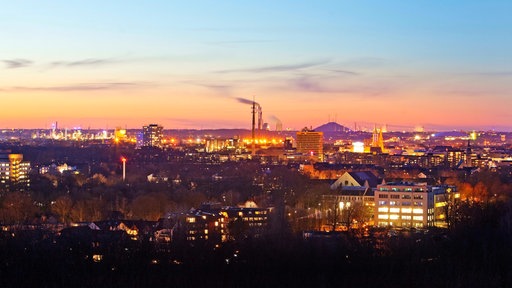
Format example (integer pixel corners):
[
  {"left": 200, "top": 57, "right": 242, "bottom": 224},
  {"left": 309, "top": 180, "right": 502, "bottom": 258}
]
[
  {"left": 142, "top": 124, "right": 164, "bottom": 148},
  {"left": 296, "top": 128, "right": 324, "bottom": 162},
  {"left": 0, "top": 153, "right": 31, "bottom": 191}
]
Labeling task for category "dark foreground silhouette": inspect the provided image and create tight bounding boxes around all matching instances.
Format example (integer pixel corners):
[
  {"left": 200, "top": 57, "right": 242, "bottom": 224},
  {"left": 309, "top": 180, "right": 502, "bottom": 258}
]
[{"left": 1, "top": 213, "right": 511, "bottom": 288}]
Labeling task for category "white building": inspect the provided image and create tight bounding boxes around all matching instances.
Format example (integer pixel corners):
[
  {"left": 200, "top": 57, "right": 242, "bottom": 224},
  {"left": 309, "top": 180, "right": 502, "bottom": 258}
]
[{"left": 374, "top": 182, "right": 434, "bottom": 228}]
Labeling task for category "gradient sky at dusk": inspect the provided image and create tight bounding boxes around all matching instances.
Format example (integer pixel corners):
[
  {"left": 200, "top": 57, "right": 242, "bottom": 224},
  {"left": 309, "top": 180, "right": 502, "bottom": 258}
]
[{"left": 1, "top": 1, "right": 511, "bottom": 131}]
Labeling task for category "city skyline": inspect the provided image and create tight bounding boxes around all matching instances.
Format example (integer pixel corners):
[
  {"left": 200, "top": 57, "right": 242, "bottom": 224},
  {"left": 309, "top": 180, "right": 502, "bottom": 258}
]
[{"left": 1, "top": 1, "right": 511, "bottom": 131}]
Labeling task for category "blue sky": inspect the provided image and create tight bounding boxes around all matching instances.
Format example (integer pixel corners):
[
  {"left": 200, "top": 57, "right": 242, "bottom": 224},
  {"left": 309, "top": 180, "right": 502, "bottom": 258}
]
[{"left": 1, "top": 1, "right": 511, "bottom": 131}]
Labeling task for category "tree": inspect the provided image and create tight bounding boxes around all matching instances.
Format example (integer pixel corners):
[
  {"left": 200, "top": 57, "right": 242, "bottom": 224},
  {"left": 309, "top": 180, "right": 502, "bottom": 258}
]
[
  {"left": 0, "top": 191, "right": 38, "bottom": 225},
  {"left": 51, "top": 196, "right": 73, "bottom": 224},
  {"left": 130, "top": 192, "right": 175, "bottom": 220},
  {"left": 473, "top": 181, "right": 489, "bottom": 202}
]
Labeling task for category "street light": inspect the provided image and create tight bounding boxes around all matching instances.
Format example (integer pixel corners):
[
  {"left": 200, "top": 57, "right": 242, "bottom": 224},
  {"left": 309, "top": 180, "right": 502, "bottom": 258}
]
[{"left": 121, "top": 156, "right": 127, "bottom": 182}]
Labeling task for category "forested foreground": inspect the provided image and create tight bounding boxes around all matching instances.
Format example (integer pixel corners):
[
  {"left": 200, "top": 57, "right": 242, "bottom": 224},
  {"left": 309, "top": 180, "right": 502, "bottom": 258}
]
[{"left": 1, "top": 200, "right": 511, "bottom": 288}]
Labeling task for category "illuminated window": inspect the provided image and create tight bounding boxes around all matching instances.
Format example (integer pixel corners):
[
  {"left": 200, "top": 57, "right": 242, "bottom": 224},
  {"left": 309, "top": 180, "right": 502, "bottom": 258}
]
[
  {"left": 413, "top": 216, "right": 423, "bottom": 221},
  {"left": 389, "top": 214, "right": 399, "bottom": 220},
  {"left": 378, "top": 214, "right": 389, "bottom": 219},
  {"left": 413, "top": 208, "right": 423, "bottom": 214},
  {"left": 390, "top": 201, "right": 398, "bottom": 206},
  {"left": 378, "top": 207, "right": 389, "bottom": 213},
  {"left": 389, "top": 208, "right": 400, "bottom": 213},
  {"left": 401, "top": 195, "right": 411, "bottom": 199},
  {"left": 402, "top": 208, "right": 412, "bottom": 213},
  {"left": 413, "top": 195, "right": 424, "bottom": 200},
  {"left": 378, "top": 201, "right": 387, "bottom": 205},
  {"left": 402, "top": 215, "right": 411, "bottom": 220}
]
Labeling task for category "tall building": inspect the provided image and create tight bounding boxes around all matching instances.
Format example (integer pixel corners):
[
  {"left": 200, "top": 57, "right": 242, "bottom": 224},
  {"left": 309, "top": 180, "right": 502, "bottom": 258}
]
[
  {"left": 0, "top": 153, "right": 31, "bottom": 191},
  {"left": 142, "top": 124, "right": 163, "bottom": 148},
  {"left": 296, "top": 128, "right": 324, "bottom": 162}
]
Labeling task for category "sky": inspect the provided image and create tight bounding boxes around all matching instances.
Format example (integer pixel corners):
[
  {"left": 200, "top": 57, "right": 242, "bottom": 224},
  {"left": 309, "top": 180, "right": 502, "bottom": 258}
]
[{"left": 1, "top": 1, "right": 511, "bottom": 131}]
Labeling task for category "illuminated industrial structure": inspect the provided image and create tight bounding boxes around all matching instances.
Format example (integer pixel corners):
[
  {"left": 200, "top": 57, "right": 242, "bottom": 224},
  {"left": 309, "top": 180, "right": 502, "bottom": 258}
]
[
  {"left": 142, "top": 124, "right": 163, "bottom": 148},
  {"left": 114, "top": 127, "right": 127, "bottom": 142},
  {"left": 296, "top": 128, "right": 324, "bottom": 162},
  {"left": 0, "top": 153, "right": 31, "bottom": 191}
]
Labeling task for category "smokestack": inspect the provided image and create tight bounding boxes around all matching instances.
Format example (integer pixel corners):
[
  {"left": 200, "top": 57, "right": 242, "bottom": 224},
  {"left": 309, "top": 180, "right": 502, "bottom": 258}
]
[
  {"left": 235, "top": 97, "right": 260, "bottom": 156},
  {"left": 257, "top": 104, "right": 262, "bottom": 130},
  {"left": 252, "top": 101, "right": 256, "bottom": 156}
]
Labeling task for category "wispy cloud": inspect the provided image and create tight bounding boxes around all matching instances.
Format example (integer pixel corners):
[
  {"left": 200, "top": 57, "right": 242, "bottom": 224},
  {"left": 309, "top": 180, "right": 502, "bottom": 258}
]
[
  {"left": 441, "top": 88, "right": 511, "bottom": 97},
  {"left": 289, "top": 75, "right": 391, "bottom": 96},
  {"left": 183, "top": 81, "right": 233, "bottom": 96},
  {"left": 50, "top": 58, "right": 118, "bottom": 68},
  {"left": 215, "top": 59, "right": 330, "bottom": 74},
  {"left": 326, "top": 69, "right": 360, "bottom": 76},
  {"left": 7, "top": 82, "right": 143, "bottom": 92},
  {"left": 339, "top": 57, "right": 387, "bottom": 68},
  {"left": 462, "top": 71, "right": 512, "bottom": 77},
  {"left": 205, "top": 39, "right": 275, "bottom": 46},
  {"left": 2, "top": 59, "right": 33, "bottom": 69}
]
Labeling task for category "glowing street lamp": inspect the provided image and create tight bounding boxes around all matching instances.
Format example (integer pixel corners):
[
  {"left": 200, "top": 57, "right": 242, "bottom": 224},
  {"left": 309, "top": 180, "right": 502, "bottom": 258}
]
[{"left": 121, "top": 157, "right": 127, "bottom": 181}]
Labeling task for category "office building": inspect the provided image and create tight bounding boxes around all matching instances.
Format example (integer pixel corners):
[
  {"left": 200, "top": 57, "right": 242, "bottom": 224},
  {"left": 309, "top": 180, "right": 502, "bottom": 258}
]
[
  {"left": 142, "top": 124, "right": 164, "bottom": 148},
  {"left": 374, "top": 182, "right": 434, "bottom": 228},
  {"left": 0, "top": 153, "right": 31, "bottom": 191},
  {"left": 296, "top": 128, "right": 324, "bottom": 162}
]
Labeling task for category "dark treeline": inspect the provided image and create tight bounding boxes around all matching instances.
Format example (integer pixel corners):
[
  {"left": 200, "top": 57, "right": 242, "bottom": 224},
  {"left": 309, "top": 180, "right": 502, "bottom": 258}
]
[{"left": 1, "top": 203, "right": 511, "bottom": 288}]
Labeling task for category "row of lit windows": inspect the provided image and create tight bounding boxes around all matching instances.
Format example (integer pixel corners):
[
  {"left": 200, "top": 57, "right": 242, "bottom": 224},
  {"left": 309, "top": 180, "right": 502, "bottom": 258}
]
[
  {"left": 242, "top": 217, "right": 267, "bottom": 222},
  {"left": 378, "top": 222, "right": 425, "bottom": 228},
  {"left": 378, "top": 194, "right": 424, "bottom": 200},
  {"left": 377, "top": 215, "right": 424, "bottom": 221},
  {"left": 378, "top": 207, "right": 424, "bottom": 214},
  {"left": 378, "top": 201, "right": 423, "bottom": 206},
  {"left": 379, "top": 187, "right": 425, "bottom": 192}
]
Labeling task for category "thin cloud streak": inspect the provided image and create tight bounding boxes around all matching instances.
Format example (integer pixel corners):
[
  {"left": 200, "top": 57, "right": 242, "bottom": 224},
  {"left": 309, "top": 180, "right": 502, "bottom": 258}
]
[
  {"left": 6, "top": 82, "right": 143, "bottom": 92},
  {"left": 289, "top": 76, "right": 391, "bottom": 96},
  {"left": 50, "top": 58, "right": 119, "bottom": 68},
  {"left": 2, "top": 59, "right": 33, "bottom": 69},
  {"left": 215, "top": 59, "right": 330, "bottom": 74},
  {"left": 326, "top": 69, "right": 360, "bottom": 76},
  {"left": 183, "top": 81, "right": 233, "bottom": 96},
  {"left": 462, "top": 71, "right": 512, "bottom": 77},
  {"left": 205, "top": 40, "right": 275, "bottom": 45},
  {"left": 339, "top": 57, "right": 387, "bottom": 68}
]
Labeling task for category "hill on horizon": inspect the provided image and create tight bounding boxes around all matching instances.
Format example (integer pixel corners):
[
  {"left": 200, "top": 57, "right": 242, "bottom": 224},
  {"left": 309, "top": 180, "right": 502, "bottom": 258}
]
[{"left": 314, "top": 122, "right": 352, "bottom": 133}]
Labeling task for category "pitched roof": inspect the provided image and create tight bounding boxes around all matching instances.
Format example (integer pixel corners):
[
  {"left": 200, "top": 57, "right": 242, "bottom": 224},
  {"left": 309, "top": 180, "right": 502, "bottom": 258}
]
[{"left": 348, "top": 171, "right": 381, "bottom": 188}]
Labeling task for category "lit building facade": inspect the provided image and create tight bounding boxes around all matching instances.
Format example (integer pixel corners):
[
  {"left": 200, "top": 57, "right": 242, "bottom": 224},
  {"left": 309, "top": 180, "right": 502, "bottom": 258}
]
[
  {"left": 432, "top": 185, "right": 460, "bottom": 228},
  {"left": 182, "top": 204, "right": 269, "bottom": 242},
  {"left": 142, "top": 124, "right": 163, "bottom": 148},
  {"left": 296, "top": 129, "right": 324, "bottom": 162},
  {"left": 374, "top": 182, "right": 434, "bottom": 228},
  {"left": 0, "top": 153, "right": 31, "bottom": 191}
]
